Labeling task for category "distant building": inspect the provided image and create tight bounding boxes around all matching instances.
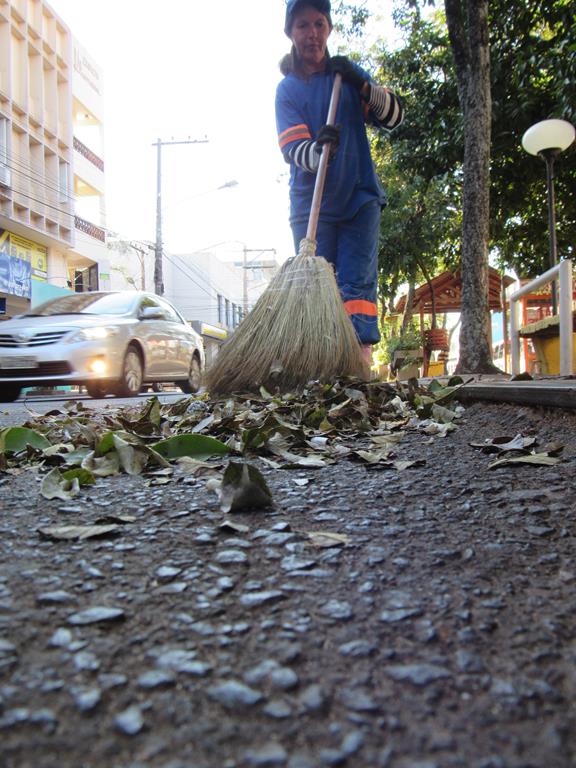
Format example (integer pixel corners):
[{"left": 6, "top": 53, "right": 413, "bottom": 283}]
[
  {"left": 163, "top": 250, "right": 280, "bottom": 365},
  {"left": 0, "top": 0, "right": 108, "bottom": 319}
]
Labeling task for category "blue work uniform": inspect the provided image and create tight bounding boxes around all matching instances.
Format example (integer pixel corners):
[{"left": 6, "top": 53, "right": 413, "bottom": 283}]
[{"left": 276, "top": 63, "right": 386, "bottom": 345}]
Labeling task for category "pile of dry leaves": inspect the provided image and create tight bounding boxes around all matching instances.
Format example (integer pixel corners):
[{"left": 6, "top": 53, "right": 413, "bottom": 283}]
[{"left": 0, "top": 377, "right": 563, "bottom": 517}]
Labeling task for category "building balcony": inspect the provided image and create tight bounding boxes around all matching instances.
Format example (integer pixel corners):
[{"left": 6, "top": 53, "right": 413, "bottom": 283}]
[
  {"left": 75, "top": 214, "right": 105, "bottom": 242},
  {"left": 73, "top": 136, "right": 104, "bottom": 171}
]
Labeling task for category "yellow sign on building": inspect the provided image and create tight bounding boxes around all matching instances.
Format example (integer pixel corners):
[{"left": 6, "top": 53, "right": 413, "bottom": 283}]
[{"left": 0, "top": 229, "right": 48, "bottom": 280}]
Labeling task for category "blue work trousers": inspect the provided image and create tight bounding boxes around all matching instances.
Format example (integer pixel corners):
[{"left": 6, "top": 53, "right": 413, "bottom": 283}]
[{"left": 291, "top": 199, "right": 381, "bottom": 345}]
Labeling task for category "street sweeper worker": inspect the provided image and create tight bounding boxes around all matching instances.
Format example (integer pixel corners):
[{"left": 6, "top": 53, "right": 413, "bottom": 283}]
[{"left": 276, "top": 0, "right": 403, "bottom": 363}]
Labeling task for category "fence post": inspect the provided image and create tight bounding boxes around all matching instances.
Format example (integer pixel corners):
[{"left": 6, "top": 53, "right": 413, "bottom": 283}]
[
  {"left": 558, "top": 259, "right": 573, "bottom": 375},
  {"left": 510, "top": 284, "right": 521, "bottom": 375}
]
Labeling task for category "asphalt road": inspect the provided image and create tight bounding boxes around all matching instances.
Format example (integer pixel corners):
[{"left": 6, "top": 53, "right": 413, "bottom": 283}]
[
  {"left": 1, "top": 386, "right": 575, "bottom": 767},
  {"left": 0, "top": 390, "right": 189, "bottom": 427}
]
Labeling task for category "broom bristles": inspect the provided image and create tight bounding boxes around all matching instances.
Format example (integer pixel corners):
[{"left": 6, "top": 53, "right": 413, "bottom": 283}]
[{"left": 205, "top": 238, "right": 369, "bottom": 395}]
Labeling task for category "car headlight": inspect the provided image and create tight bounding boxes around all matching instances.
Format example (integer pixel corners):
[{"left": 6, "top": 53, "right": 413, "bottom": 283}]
[{"left": 66, "top": 326, "right": 120, "bottom": 343}]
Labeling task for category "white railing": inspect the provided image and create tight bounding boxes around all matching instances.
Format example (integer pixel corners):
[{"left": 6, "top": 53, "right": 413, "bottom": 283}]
[{"left": 509, "top": 259, "right": 573, "bottom": 376}]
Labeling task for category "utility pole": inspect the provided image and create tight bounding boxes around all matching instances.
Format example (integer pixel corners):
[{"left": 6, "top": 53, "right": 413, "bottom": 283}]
[
  {"left": 153, "top": 136, "right": 208, "bottom": 296},
  {"left": 129, "top": 242, "right": 148, "bottom": 290},
  {"left": 242, "top": 247, "right": 277, "bottom": 315}
]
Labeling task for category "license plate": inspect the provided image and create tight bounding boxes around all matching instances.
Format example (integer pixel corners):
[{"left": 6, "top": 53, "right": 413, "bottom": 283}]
[{"left": 0, "top": 356, "right": 39, "bottom": 369}]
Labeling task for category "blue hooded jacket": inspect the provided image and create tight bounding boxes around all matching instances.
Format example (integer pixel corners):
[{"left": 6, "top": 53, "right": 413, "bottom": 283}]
[{"left": 275, "top": 62, "right": 387, "bottom": 226}]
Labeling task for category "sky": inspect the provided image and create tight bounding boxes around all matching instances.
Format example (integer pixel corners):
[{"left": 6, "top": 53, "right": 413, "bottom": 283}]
[{"left": 48, "top": 0, "right": 397, "bottom": 264}]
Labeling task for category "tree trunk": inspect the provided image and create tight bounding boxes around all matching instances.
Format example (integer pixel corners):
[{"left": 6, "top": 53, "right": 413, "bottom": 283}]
[
  {"left": 445, "top": 0, "right": 498, "bottom": 373},
  {"left": 400, "top": 280, "right": 416, "bottom": 337}
]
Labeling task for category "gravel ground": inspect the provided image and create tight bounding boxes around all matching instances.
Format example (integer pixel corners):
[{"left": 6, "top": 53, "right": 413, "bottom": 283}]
[{"left": 0, "top": 396, "right": 575, "bottom": 768}]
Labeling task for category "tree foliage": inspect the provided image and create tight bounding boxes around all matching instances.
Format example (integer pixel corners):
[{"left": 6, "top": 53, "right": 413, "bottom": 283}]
[
  {"left": 372, "top": 0, "right": 576, "bottom": 278},
  {"left": 365, "top": 8, "right": 461, "bottom": 310},
  {"left": 489, "top": 0, "right": 576, "bottom": 274}
]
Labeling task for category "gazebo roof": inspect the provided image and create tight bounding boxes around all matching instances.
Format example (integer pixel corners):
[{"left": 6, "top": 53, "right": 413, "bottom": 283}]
[{"left": 394, "top": 267, "right": 515, "bottom": 314}]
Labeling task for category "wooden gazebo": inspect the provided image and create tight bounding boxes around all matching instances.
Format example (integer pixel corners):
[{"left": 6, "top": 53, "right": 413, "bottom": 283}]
[
  {"left": 393, "top": 267, "right": 516, "bottom": 374},
  {"left": 394, "top": 267, "right": 514, "bottom": 315}
]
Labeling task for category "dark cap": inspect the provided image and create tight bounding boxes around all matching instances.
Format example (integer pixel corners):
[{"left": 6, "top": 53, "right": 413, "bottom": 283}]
[{"left": 284, "top": 0, "right": 332, "bottom": 37}]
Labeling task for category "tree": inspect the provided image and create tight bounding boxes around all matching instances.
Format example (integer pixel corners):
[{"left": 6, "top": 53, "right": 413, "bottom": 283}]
[{"left": 442, "top": 0, "right": 496, "bottom": 372}]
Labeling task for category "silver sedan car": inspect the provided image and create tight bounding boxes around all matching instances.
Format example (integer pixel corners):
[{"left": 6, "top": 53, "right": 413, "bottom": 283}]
[{"left": 0, "top": 291, "right": 205, "bottom": 401}]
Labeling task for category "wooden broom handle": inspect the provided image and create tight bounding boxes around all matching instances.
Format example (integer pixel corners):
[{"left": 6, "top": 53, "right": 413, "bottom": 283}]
[{"left": 305, "top": 73, "right": 342, "bottom": 243}]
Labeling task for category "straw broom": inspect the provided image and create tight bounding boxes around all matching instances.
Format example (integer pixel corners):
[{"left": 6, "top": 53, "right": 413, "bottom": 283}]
[{"left": 206, "top": 73, "right": 369, "bottom": 395}]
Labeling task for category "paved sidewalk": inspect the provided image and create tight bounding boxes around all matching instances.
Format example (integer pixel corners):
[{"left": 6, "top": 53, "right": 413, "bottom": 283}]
[{"left": 423, "top": 374, "right": 576, "bottom": 410}]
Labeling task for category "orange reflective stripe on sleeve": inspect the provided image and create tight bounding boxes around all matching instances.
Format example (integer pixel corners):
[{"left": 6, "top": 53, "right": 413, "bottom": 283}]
[
  {"left": 278, "top": 123, "right": 312, "bottom": 150},
  {"left": 344, "top": 299, "right": 378, "bottom": 317}
]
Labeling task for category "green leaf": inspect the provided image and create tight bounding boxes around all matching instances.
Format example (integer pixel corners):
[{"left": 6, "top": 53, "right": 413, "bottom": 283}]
[
  {"left": 141, "top": 395, "right": 162, "bottom": 427},
  {"left": 241, "top": 427, "right": 271, "bottom": 452},
  {"left": 96, "top": 430, "right": 139, "bottom": 456},
  {"left": 40, "top": 468, "right": 81, "bottom": 500},
  {"left": 219, "top": 461, "right": 273, "bottom": 513},
  {"left": 0, "top": 427, "right": 50, "bottom": 454},
  {"left": 61, "top": 468, "right": 96, "bottom": 486},
  {"left": 259, "top": 386, "right": 275, "bottom": 400},
  {"left": 151, "top": 434, "right": 230, "bottom": 460}
]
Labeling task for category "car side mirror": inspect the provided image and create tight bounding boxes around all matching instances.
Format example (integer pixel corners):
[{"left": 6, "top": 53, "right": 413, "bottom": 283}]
[{"left": 139, "top": 307, "right": 165, "bottom": 320}]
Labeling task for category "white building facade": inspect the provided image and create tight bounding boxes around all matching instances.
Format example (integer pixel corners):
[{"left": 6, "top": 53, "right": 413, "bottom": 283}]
[{"left": 0, "top": 0, "right": 108, "bottom": 320}]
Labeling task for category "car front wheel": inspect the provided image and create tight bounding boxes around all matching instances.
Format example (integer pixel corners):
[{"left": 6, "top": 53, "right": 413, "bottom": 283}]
[
  {"left": 180, "top": 356, "right": 202, "bottom": 394},
  {"left": 115, "top": 345, "right": 144, "bottom": 397},
  {"left": 0, "top": 384, "right": 22, "bottom": 402},
  {"left": 85, "top": 382, "right": 109, "bottom": 399}
]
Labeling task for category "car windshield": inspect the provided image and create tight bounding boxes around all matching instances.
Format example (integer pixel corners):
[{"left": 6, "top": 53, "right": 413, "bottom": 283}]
[{"left": 25, "top": 293, "right": 138, "bottom": 317}]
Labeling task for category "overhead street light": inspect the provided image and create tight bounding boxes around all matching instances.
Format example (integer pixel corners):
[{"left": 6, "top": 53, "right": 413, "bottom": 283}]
[{"left": 522, "top": 119, "right": 575, "bottom": 314}]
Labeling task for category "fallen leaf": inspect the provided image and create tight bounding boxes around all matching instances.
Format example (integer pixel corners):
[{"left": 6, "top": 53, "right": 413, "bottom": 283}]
[
  {"left": 81, "top": 451, "right": 121, "bottom": 477},
  {"left": 219, "top": 461, "right": 273, "bottom": 513},
  {"left": 306, "top": 531, "right": 349, "bottom": 548},
  {"left": 470, "top": 434, "right": 537, "bottom": 453},
  {"left": 112, "top": 434, "right": 149, "bottom": 475},
  {"left": 192, "top": 415, "right": 216, "bottom": 433},
  {"left": 0, "top": 427, "right": 50, "bottom": 454},
  {"left": 370, "top": 433, "right": 405, "bottom": 446},
  {"left": 421, "top": 421, "right": 456, "bottom": 436},
  {"left": 352, "top": 449, "right": 393, "bottom": 464},
  {"left": 176, "top": 457, "right": 222, "bottom": 477},
  {"left": 61, "top": 468, "right": 96, "bottom": 486},
  {"left": 151, "top": 434, "right": 230, "bottom": 460},
  {"left": 219, "top": 519, "right": 250, "bottom": 534},
  {"left": 94, "top": 514, "right": 136, "bottom": 524},
  {"left": 38, "top": 524, "right": 121, "bottom": 540},
  {"left": 393, "top": 459, "right": 426, "bottom": 471},
  {"left": 40, "top": 468, "right": 80, "bottom": 500},
  {"left": 488, "top": 453, "right": 561, "bottom": 469},
  {"left": 431, "top": 404, "right": 458, "bottom": 423}
]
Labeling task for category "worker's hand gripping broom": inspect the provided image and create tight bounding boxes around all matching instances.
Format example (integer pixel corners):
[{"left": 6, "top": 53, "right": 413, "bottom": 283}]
[{"left": 206, "top": 73, "right": 369, "bottom": 395}]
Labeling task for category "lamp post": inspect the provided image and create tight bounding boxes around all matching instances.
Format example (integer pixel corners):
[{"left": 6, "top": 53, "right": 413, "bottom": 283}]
[{"left": 521, "top": 119, "right": 575, "bottom": 314}]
